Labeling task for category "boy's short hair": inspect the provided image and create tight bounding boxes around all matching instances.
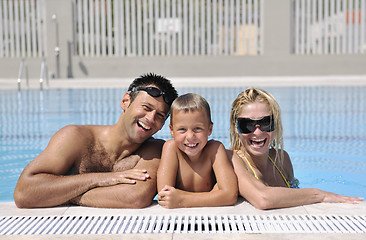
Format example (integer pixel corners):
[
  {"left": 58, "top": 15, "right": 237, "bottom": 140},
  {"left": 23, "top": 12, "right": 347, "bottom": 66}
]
[
  {"left": 127, "top": 73, "right": 178, "bottom": 107},
  {"left": 170, "top": 93, "right": 212, "bottom": 125}
]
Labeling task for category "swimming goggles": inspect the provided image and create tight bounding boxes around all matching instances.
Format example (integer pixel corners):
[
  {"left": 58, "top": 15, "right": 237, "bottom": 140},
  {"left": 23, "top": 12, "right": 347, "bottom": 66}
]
[
  {"left": 129, "top": 86, "right": 174, "bottom": 105},
  {"left": 236, "top": 115, "right": 275, "bottom": 134}
]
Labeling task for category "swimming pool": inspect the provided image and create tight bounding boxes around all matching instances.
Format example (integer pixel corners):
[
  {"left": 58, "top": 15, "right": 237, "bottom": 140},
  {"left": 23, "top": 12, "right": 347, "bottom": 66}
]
[{"left": 0, "top": 86, "right": 365, "bottom": 202}]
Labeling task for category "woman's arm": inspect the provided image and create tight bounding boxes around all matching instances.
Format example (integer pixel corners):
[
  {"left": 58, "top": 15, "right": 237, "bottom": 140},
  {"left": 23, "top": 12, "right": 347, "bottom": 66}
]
[
  {"left": 157, "top": 142, "right": 238, "bottom": 208},
  {"left": 229, "top": 150, "right": 363, "bottom": 210}
]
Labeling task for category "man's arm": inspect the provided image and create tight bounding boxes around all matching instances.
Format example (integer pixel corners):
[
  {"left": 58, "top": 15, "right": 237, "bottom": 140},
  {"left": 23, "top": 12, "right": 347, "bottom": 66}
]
[
  {"left": 14, "top": 125, "right": 95, "bottom": 208},
  {"left": 73, "top": 139, "right": 163, "bottom": 208},
  {"left": 14, "top": 125, "right": 149, "bottom": 208}
]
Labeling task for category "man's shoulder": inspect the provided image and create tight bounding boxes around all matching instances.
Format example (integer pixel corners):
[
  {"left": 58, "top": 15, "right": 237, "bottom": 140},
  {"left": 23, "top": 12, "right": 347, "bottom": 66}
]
[
  {"left": 137, "top": 137, "right": 165, "bottom": 155},
  {"left": 145, "top": 137, "right": 165, "bottom": 147},
  {"left": 54, "top": 125, "right": 95, "bottom": 146},
  {"left": 59, "top": 124, "right": 88, "bottom": 133}
]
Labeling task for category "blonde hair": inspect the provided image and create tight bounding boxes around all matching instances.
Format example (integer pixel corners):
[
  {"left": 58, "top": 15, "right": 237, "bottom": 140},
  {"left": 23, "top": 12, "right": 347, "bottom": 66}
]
[
  {"left": 230, "top": 88, "right": 284, "bottom": 168},
  {"left": 170, "top": 93, "right": 212, "bottom": 125}
]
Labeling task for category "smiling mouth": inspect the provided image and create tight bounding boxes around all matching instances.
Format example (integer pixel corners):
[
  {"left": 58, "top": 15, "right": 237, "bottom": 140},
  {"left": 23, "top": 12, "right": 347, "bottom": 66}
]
[
  {"left": 250, "top": 138, "right": 266, "bottom": 148},
  {"left": 185, "top": 143, "right": 198, "bottom": 148},
  {"left": 137, "top": 121, "right": 151, "bottom": 131}
]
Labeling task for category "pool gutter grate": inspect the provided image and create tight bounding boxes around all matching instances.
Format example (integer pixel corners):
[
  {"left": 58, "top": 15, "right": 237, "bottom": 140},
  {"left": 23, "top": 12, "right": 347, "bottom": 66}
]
[{"left": 1, "top": 215, "right": 365, "bottom": 235}]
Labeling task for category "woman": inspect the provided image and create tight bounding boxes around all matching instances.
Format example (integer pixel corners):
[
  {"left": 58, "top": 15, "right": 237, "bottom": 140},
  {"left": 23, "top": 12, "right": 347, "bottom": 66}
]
[{"left": 228, "top": 88, "right": 363, "bottom": 210}]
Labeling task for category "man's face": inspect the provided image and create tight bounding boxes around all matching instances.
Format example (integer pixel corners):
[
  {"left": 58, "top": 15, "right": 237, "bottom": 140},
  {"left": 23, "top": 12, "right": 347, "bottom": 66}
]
[{"left": 122, "top": 87, "right": 170, "bottom": 144}]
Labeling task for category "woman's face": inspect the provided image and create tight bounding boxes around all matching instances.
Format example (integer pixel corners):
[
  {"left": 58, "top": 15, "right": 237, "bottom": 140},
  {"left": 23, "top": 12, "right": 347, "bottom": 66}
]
[{"left": 237, "top": 100, "right": 274, "bottom": 158}]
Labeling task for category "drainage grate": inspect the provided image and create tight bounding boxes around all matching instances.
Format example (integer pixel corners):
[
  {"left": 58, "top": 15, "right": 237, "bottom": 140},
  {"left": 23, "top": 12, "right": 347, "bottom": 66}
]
[{"left": 1, "top": 215, "right": 366, "bottom": 235}]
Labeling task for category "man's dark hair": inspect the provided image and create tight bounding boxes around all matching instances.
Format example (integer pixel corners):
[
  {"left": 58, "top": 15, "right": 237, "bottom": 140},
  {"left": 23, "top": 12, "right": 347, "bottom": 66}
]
[{"left": 128, "top": 73, "right": 178, "bottom": 107}]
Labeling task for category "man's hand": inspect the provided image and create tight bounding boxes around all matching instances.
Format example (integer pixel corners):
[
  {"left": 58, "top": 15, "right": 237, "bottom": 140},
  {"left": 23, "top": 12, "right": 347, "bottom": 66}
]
[{"left": 97, "top": 169, "right": 151, "bottom": 187}]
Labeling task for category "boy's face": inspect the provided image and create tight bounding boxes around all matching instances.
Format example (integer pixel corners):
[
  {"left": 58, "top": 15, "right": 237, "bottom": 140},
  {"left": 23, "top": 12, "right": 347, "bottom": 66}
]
[{"left": 169, "top": 109, "right": 213, "bottom": 160}]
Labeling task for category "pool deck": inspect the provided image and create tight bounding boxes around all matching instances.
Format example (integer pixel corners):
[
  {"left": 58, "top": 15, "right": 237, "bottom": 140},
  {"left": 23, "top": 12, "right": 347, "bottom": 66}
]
[
  {"left": 1, "top": 75, "right": 366, "bottom": 89},
  {"left": 1, "top": 199, "right": 366, "bottom": 239},
  {"left": 1, "top": 75, "right": 366, "bottom": 239}
]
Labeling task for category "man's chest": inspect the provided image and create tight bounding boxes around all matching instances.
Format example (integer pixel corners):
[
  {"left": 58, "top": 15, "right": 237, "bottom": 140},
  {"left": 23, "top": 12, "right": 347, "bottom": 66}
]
[{"left": 77, "top": 146, "right": 141, "bottom": 173}]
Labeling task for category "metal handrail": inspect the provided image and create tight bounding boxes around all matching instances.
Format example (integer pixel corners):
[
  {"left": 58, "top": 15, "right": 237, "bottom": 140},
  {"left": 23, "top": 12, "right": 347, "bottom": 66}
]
[
  {"left": 40, "top": 58, "right": 49, "bottom": 90},
  {"left": 17, "top": 58, "right": 29, "bottom": 90}
]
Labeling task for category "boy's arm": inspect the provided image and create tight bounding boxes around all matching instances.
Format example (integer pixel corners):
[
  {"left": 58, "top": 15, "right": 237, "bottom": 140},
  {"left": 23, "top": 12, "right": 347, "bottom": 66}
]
[
  {"left": 157, "top": 140, "right": 179, "bottom": 192},
  {"left": 158, "top": 142, "right": 238, "bottom": 208}
]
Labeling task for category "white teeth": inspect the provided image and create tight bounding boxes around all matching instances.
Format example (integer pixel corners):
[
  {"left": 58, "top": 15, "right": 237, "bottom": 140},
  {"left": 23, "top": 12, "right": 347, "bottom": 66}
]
[
  {"left": 138, "top": 121, "right": 151, "bottom": 130},
  {"left": 186, "top": 143, "right": 198, "bottom": 147},
  {"left": 250, "top": 139, "right": 266, "bottom": 147}
]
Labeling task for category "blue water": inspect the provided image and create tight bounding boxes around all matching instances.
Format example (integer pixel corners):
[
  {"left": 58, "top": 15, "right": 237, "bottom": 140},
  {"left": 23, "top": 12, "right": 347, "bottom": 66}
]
[{"left": 0, "top": 86, "right": 365, "bottom": 201}]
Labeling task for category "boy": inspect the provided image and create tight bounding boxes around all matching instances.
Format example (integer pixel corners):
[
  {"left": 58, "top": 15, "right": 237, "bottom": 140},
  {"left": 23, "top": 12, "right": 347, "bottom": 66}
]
[{"left": 157, "top": 93, "right": 238, "bottom": 208}]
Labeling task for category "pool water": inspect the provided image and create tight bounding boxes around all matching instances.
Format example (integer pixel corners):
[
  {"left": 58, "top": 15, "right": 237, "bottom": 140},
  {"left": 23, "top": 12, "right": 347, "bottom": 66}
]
[{"left": 0, "top": 86, "right": 365, "bottom": 201}]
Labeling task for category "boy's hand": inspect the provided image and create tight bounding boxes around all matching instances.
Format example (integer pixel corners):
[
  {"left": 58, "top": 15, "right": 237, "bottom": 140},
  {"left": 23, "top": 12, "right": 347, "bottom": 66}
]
[{"left": 157, "top": 185, "right": 183, "bottom": 208}]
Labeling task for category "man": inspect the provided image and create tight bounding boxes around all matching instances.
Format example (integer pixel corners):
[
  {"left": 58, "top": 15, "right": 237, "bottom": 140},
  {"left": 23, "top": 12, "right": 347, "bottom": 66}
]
[{"left": 14, "top": 73, "right": 178, "bottom": 208}]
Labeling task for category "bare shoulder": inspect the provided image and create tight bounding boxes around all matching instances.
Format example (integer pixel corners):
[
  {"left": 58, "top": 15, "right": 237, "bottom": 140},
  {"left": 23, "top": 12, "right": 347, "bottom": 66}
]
[
  {"left": 136, "top": 137, "right": 166, "bottom": 160},
  {"left": 204, "top": 140, "right": 228, "bottom": 165},
  {"left": 55, "top": 125, "right": 92, "bottom": 141},
  {"left": 225, "top": 149, "right": 236, "bottom": 164},
  {"left": 279, "top": 150, "right": 292, "bottom": 169},
  {"left": 282, "top": 150, "right": 294, "bottom": 179},
  {"left": 225, "top": 149, "right": 235, "bottom": 158},
  {"left": 205, "top": 139, "right": 224, "bottom": 150},
  {"left": 163, "top": 139, "right": 176, "bottom": 148},
  {"left": 204, "top": 140, "right": 226, "bottom": 158},
  {"left": 269, "top": 149, "right": 294, "bottom": 178}
]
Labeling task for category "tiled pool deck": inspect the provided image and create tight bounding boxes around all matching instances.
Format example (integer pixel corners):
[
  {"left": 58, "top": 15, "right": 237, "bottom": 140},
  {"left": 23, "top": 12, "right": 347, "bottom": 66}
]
[{"left": 1, "top": 76, "right": 366, "bottom": 239}]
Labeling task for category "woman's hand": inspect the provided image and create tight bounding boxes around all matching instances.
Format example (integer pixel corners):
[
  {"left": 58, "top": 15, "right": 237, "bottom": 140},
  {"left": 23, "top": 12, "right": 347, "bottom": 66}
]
[{"left": 322, "top": 191, "right": 363, "bottom": 204}]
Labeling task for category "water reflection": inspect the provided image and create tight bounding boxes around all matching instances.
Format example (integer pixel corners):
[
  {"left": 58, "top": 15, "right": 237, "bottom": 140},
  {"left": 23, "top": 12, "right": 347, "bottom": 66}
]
[{"left": 0, "top": 86, "right": 365, "bottom": 200}]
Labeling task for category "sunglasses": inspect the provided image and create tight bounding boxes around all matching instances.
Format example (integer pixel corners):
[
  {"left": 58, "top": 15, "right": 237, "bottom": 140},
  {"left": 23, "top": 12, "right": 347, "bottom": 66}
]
[
  {"left": 129, "top": 86, "right": 174, "bottom": 105},
  {"left": 236, "top": 115, "right": 275, "bottom": 134}
]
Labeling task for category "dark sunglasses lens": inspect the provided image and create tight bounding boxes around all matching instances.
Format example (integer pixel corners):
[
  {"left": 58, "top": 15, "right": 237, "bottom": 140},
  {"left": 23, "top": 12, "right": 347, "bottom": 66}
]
[
  {"left": 258, "top": 116, "right": 275, "bottom": 132},
  {"left": 237, "top": 119, "right": 255, "bottom": 134},
  {"left": 258, "top": 116, "right": 270, "bottom": 131},
  {"left": 144, "top": 87, "right": 173, "bottom": 105},
  {"left": 237, "top": 115, "right": 274, "bottom": 133},
  {"left": 145, "top": 87, "right": 162, "bottom": 97}
]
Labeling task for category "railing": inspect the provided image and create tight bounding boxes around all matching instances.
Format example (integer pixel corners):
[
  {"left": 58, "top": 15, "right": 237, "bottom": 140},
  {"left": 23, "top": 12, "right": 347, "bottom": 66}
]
[
  {"left": 73, "top": 0, "right": 264, "bottom": 57},
  {"left": 39, "top": 58, "right": 48, "bottom": 90},
  {"left": 17, "top": 58, "right": 28, "bottom": 90},
  {"left": 0, "top": 0, "right": 45, "bottom": 58},
  {"left": 292, "top": 0, "right": 366, "bottom": 54},
  {"left": 1, "top": 0, "right": 366, "bottom": 79}
]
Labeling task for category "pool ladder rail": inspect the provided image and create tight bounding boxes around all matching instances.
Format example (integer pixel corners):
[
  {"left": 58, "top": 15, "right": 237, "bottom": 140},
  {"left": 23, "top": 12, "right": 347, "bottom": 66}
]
[{"left": 17, "top": 58, "right": 49, "bottom": 90}]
